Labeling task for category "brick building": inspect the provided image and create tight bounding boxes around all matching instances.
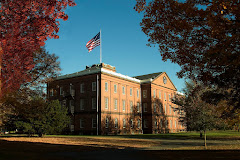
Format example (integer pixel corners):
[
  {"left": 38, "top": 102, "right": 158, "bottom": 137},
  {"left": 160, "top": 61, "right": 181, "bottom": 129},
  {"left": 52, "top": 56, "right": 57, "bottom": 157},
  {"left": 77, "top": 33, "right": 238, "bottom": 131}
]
[{"left": 47, "top": 63, "right": 185, "bottom": 135}]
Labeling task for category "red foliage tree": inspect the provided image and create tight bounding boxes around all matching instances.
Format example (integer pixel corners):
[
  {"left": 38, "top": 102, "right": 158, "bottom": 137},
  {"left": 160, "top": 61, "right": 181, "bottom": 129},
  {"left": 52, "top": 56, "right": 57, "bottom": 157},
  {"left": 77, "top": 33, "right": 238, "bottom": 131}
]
[{"left": 0, "top": 0, "right": 76, "bottom": 93}]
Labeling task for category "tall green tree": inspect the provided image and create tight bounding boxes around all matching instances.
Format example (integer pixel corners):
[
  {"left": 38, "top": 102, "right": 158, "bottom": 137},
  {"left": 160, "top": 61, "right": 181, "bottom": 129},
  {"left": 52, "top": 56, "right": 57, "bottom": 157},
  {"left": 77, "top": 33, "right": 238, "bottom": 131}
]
[
  {"left": 173, "top": 81, "right": 225, "bottom": 148},
  {"left": 3, "top": 90, "right": 70, "bottom": 136},
  {"left": 135, "top": 0, "right": 240, "bottom": 113}
]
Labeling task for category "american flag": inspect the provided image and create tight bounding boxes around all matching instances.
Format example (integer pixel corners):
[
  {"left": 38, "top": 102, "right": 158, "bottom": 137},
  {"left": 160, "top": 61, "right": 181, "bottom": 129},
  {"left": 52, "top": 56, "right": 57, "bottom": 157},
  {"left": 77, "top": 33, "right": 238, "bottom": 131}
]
[{"left": 86, "top": 32, "right": 101, "bottom": 53}]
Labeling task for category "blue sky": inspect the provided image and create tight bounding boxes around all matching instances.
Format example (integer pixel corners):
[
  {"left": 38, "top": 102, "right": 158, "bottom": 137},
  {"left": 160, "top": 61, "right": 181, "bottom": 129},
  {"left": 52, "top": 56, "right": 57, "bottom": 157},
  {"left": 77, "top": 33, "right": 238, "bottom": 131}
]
[{"left": 45, "top": 0, "right": 185, "bottom": 91}]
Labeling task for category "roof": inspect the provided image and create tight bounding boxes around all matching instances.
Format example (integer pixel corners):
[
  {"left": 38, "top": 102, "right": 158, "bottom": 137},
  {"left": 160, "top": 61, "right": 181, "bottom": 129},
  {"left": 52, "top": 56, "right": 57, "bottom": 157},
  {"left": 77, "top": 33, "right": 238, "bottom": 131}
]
[{"left": 134, "top": 72, "right": 162, "bottom": 80}]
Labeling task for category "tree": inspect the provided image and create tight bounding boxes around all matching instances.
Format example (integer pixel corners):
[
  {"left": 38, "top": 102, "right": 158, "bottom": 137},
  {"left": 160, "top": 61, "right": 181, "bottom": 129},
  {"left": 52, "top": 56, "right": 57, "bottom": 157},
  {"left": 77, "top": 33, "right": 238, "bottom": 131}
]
[
  {"left": 173, "top": 81, "right": 225, "bottom": 149},
  {"left": 0, "top": 0, "right": 76, "bottom": 93},
  {"left": 3, "top": 89, "right": 70, "bottom": 136},
  {"left": 135, "top": 0, "right": 240, "bottom": 112}
]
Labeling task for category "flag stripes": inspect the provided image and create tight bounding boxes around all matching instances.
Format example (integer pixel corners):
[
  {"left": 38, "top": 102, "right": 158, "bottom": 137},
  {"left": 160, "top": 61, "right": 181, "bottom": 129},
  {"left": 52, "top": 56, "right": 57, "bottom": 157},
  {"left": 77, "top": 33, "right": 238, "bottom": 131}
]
[{"left": 86, "top": 32, "right": 101, "bottom": 53}]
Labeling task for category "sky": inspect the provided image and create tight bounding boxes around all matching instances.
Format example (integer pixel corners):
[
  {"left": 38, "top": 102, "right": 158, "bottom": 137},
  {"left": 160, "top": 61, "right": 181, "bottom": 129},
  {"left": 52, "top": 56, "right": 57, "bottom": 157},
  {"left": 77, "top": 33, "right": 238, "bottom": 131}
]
[{"left": 45, "top": 0, "right": 186, "bottom": 92}]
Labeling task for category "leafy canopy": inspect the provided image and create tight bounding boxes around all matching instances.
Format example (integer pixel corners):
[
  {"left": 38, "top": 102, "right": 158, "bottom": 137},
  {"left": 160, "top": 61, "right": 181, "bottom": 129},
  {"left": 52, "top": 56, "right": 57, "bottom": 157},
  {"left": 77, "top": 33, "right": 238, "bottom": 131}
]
[{"left": 0, "top": 0, "right": 76, "bottom": 93}]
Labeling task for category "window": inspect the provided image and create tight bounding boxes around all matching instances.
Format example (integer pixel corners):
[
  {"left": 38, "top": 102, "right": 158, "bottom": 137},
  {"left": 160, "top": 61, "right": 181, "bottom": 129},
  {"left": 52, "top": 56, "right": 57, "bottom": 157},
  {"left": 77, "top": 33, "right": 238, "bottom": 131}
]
[
  {"left": 50, "top": 89, "right": 53, "bottom": 96},
  {"left": 159, "top": 91, "right": 161, "bottom": 99},
  {"left": 62, "top": 100, "right": 66, "bottom": 107},
  {"left": 92, "top": 98, "right": 96, "bottom": 109},
  {"left": 105, "top": 118, "right": 109, "bottom": 128},
  {"left": 138, "top": 119, "right": 141, "bottom": 128},
  {"left": 143, "top": 90, "right": 147, "bottom": 98},
  {"left": 80, "top": 119, "right": 84, "bottom": 128},
  {"left": 70, "top": 125, "right": 74, "bottom": 132},
  {"left": 175, "top": 120, "right": 177, "bottom": 128},
  {"left": 80, "top": 83, "right": 85, "bottom": 93},
  {"left": 144, "top": 119, "right": 148, "bottom": 128},
  {"left": 80, "top": 99, "right": 84, "bottom": 110},
  {"left": 159, "top": 105, "right": 162, "bottom": 113},
  {"left": 130, "top": 101, "right": 133, "bottom": 112},
  {"left": 137, "top": 89, "right": 139, "bottom": 98},
  {"left": 123, "top": 119, "right": 126, "bottom": 128},
  {"left": 154, "top": 103, "right": 156, "bottom": 112},
  {"left": 105, "top": 82, "right": 108, "bottom": 91},
  {"left": 130, "top": 119, "right": 133, "bottom": 128},
  {"left": 137, "top": 102, "right": 140, "bottom": 112},
  {"left": 114, "top": 84, "right": 117, "bottom": 93},
  {"left": 122, "top": 100, "right": 126, "bottom": 111},
  {"left": 169, "top": 94, "right": 171, "bottom": 102},
  {"left": 153, "top": 90, "right": 156, "bottom": 98},
  {"left": 155, "top": 120, "right": 157, "bottom": 128},
  {"left": 92, "top": 82, "right": 96, "bottom": 91},
  {"left": 114, "top": 118, "right": 118, "bottom": 128},
  {"left": 105, "top": 97, "right": 109, "bottom": 109},
  {"left": 92, "top": 119, "right": 96, "bottom": 128},
  {"left": 164, "top": 104, "right": 167, "bottom": 113},
  {"left": 122, "top": 86, "right": 125, "bottom": 95},
  {"left": 165, "top": 120, "right": 168, "bottom": 128},
  {"left": 60, "top": 87, "right": 63, "bottom": 96},
  {"left": 170, "top": 120, "right": 172, "bottom": 128},
  {"left": 143, "top": 103, "right": 147, "bottom": 112},
  {"left": 173, "top": 106, "right": 176, "bottom": 115},
  {"left": 130, "top": 88, "right": 133, "bottom": 96},
  {"left": 70, "top": 100, "right": 74, "bottom": 114},
  {"left": 70, "top": 84, "right": 75, "bottom": 96},
  {"left": 164, "top": 92, "right": 166, "bottom": 101},
  {"left": 114, "top": 99, "right": 118, "bottom": 110},
  {"left": 169, "top": 105, "right": 171, "bottom": 114},
  {"left": 160, "top": 119, "right": 163, "bottom": 128}
]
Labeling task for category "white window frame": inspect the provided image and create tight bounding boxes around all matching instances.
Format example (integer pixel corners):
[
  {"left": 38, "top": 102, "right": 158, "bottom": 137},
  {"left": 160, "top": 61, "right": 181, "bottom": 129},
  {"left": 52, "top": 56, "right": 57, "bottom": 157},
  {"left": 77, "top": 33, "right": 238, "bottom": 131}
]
[
  {"left": 137, "top": 89, "right": 139, "bottom": 98},
  {"left": 170, "top": 120, "right": 172, "bottom": 129},
  {"left": 137, "top": 102, "right": 140, "bottom": 112},
  {"left": 105, "top": 82, "right": 108, "bottom": 92},
  {"left": 92, "top": 98, "right": 96, "bottom": 109},
  {"left": 164, "top": 92, "right": 166, "bottom": 101},
  {"left": 114, "top": 99, "right": 118, "bottom": 110},
  {"left": 122, "top": 86, "right": 125, "bottom": 95},
  {"left": 175, "top": 120, "right": 177, "bottom": 128},
  {"left": 105, "top": 97, "right": 109, "bottom": 109},
  {"left": 92, "top": 82, "right": 96, "bottom": 91},
  {"left": 130, "top": 88, "right": 133, "bottom": 96},
  {"left": 122, "top": 100, "right": 126, "bottom": 111},
  {"left": 70, "top": 125, "right": 74, "bottom": 132},
  {"left": 169, "top": 94, "right": 171, "bottom": 102},
  {"left": 164, "top": 104, "right": 167, "bottom": 114},
  {"left": 159, "top": 91, "right": 161, "bottom": 99},
  {"left": 114, "top": 118, "right": 118, "bottom": 128},
  {"left": 130, "top": 101, "right": 133, "bottom": 112},
  {"left": 123, "top": 119, "right": 126, "bottom": 128},
  {"left": 153, "top": 90, "right": 156, "bottom": 98},
  {"left": 80, "top": 83, "right": 85, "bottom": 93},
  {"left": 143, "top": 90, "right": 147, "bottom": 98},
  {"left": 114, "top": 84, "right": 117, "bottom": 93},
  {"left": 80, "top": 99, "right": 84, "bottom": 110},
  {"left": 92, "top": 118, "right": 96, "bottom": 128},
  {"left": 80, "top": 119, "right": 84, "bottom": 128},
  {"left": 169, "top": 105, "right": 171, "bottom": 114},
  {"left": 60, "top": 87, "right": 63, "bottom": 96}
]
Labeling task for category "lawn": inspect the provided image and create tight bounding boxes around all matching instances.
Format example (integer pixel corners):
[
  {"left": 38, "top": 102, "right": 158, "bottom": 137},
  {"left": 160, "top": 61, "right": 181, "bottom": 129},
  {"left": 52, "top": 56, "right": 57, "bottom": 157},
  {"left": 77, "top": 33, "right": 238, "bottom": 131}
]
[{"left": 0, "top": 130, "right": 240, "bottom": 159}]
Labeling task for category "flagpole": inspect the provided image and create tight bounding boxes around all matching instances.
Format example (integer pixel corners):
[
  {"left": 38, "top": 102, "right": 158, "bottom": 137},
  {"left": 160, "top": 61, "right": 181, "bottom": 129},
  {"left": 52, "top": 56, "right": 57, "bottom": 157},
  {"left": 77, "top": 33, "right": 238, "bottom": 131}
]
[{"left": 100, "top": 29, "right": 102, "bottom": 64}]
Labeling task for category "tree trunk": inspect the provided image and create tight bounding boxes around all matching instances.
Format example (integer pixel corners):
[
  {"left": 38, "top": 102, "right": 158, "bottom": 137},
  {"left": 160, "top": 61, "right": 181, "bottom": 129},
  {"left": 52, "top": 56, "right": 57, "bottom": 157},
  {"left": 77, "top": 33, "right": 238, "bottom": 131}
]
[{"left": 204, "top": 130, "right": 207, "bottom": 149}]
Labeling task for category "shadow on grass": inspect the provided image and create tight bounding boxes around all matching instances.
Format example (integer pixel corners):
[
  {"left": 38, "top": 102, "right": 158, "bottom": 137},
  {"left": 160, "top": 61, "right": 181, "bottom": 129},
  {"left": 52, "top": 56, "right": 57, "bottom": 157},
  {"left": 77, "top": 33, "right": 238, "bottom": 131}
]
[{"left": 0, "top": 139, "right": 240, "bottom": 160}]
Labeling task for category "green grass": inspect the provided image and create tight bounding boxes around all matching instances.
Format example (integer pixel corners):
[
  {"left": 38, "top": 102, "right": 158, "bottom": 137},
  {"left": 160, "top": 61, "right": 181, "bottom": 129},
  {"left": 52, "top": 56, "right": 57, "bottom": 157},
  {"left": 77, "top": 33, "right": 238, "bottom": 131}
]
[{"left": 2, "top": 130, "right": 239, "bottom": 140}]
